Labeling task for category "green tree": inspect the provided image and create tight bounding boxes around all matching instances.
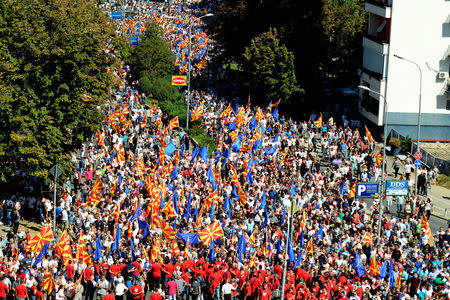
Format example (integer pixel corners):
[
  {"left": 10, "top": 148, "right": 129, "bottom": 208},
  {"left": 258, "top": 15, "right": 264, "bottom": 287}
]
[
  {"left": 0, "top": 0, "right": 119, "bottom": 182},
  {"left": 130, "top": 23, "right": 175, "bottom": 82},
  {"left": 243, "top": 28, "right": 302, "bottom": 104}
]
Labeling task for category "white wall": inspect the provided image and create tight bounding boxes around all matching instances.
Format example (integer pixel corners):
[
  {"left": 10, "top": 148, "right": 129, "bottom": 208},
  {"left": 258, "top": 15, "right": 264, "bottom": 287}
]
[{"left": 385, "top": 0, "right": 450, "bottom": 114}]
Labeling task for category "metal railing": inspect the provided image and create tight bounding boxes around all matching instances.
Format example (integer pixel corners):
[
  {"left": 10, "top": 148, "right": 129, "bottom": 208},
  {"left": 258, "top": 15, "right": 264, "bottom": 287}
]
[{"left": 389, "top": 129, "right": 450, "bottom": 174}]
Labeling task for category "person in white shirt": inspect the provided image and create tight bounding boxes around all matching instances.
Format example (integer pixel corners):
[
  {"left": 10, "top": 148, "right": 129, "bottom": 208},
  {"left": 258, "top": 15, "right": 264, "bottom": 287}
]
[{"left": 221, "top": 278, "right": 235, "bottom": 300}]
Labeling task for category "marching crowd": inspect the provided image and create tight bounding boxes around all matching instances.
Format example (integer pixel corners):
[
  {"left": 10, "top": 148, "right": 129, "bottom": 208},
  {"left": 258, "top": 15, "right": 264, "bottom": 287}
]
[{"left": 0, "top": 1, "right": 449, "bottom": 300}]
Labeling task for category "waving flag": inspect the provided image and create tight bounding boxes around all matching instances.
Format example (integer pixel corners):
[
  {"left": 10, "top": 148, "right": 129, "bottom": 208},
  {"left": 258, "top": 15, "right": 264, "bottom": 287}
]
[
  {"left": 259, "top": 191, "right": 267, "bottom": 210},
  {"left": 160, "top": 218, "right": 176, "bottom": 241},
  {"left": 306, "top": 238, "right": 314, "bottom": 254},
  {"left": 198, "top": 221, "right": 224, "bottom": 245},
  {"left": 76, "top": 234, "right": 93, "bottom": 265},
  {"left": 288, "top": 237, "right": 295, "bottom": 263},
  {"left": 86, "top": 176, "right": 103, "bottom": 207},
  {"left": 55, "top": 230, "right": 72, "bottom": 265},
  {"left": 313, "top": 113, "right": 322, "bottom": 128},
  {"left": 395, "top": 267, "right": 402, "bottom": 287},
  {"left": 219, "top": 104, "right": 231, "bottom": 118},
  {"left": 111, "top": 224, "right": 120, "bottom": 252},
  {"left": 348, "top": 181, "right": 357, "bottom": 198},
  {"left": 167, "top": 116, "right": 179, "bottom": 131},
  {"left": 389, "top": 260, "right": 395, "bottom": 287},
  {"left": 237, "top": 233, "right": 246, "bottom": 263},
  {"left": 369, "top": 255, "right": 380, "bottom": 277},
  {"left": 164, "top": 141, "right": 177, "bottom": 157},
  {"left": 191, "top": 106, "right": 204, "bottom": 121},
  {"left": 115, "top": 144, "right": 125, "bottom": 164},
  {"left": 292, "top": 250, "right": 303, "bottom": 269},
  {"left": 365, "top": 126, "right": 374, "bottom": 143},
  {"left": 376, "top": 151, "right": 383, "bottom": 165},
  {"left": 94, "top": 234, "right": 103, "bottom": 261},
  {"left": 361, "top": 232, "right": 374, "bottom": 245},
  {"left": 199, "top": 146, "right": 208, "bottom": 162},
  {"left": 42, "top": 269, "right": 55, "bottom": 294},
  {"left": 140, "top": 112, "right": 148, "bottom": 129},
  {"left": 352, "top": 251, "right": 366, "bottom": 277},
  {"left": 255, "top": 107, "right": 263, "bottom": 122},
  {"left": 171, "top": 240, "right": 180, "bottom": 259},
  {"left": 33, "top": 242, "right": 50, "bottom": 267},
  {"left": 25, "top": 225, "right": 54, "bottom": 254},
  {"left": 420, "top": 214, "right": 433, "bottom": 238},
  {"left": 378, "top": 261, "right": 387, "bottom": 279}
]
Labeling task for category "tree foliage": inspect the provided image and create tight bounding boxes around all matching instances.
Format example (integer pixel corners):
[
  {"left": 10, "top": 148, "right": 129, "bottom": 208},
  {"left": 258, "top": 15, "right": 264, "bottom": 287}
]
[
  {"left": 130, "top": 23, "right": 175, "bottom": 82},
  {"left": 211, "top": 0, "right": 367, "bottom": 97},
  {"left": 0, "top": 0, "right": 119, "bottom": 182},
  {"left": 243, "top": 28, "right": 302, "bottom": 104}
]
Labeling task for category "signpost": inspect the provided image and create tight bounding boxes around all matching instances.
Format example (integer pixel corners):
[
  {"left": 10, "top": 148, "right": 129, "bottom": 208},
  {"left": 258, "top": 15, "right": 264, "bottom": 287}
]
[
  {"left": 414, "top": 151, "right": 422, "bottom": 160},
  {"left": 171, "top": 75, "right": 187, "bottom": 86},
  {"left": 356, "top": 183, "right": 379, "bottom": 198},
  {"left": 385, "top": 180, "right": 408, "bottom": 196},
  {"left": 50, "top": 164, "right": 63, "bottom": 234},
  {"left": 111, "top": 12, "right": 123, "bottom": 19},
  {"left": 414, "top": 160, "right": 422, "bottom": 168}
]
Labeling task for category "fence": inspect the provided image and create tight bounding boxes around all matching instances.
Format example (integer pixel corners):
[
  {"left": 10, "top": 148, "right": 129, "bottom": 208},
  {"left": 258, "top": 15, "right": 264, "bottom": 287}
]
[{"left": 389, "top": 129, "right": 450, "bottom": 175}]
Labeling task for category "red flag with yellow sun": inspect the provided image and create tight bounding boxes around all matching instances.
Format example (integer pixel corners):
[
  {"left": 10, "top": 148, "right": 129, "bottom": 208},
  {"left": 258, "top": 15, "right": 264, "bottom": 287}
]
[{"left": 198, "top": 221, "right": 224, "bottom": 245}]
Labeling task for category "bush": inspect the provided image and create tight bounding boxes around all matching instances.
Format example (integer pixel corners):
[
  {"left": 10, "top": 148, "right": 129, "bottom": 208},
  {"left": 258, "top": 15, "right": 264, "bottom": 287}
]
[
  {"left": 401, "top": 136, "right": 412, "bottom": 154},
  {"left": 388, "top": 137, "right": 401, "bottom": 148},
  {"left": 140, "top": 76, "right": 181, "bottom": 102}
]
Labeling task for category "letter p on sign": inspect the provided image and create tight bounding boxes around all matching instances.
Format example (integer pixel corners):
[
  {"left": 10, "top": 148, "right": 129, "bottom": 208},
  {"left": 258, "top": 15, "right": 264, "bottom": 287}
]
[{"left": 357, "top": 185, "right": 366, "bottom": 196}]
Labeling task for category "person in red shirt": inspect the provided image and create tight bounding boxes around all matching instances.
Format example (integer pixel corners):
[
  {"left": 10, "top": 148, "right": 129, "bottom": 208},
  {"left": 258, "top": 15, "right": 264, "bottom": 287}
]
[
  {"left": 66, "top": 261, "right": 75, "bottom": 282},
  {"left": 102, "top": 294, "right": 115, "bottom": 300},
  {"left": 150, "top": 259, "right": 167, "bottom": 291},
  {"left": 109, "top": 262, "right": 120, "bottom": 278},
  {"left": 149, "top": 290, "right": 162, "bottom": 300},
  {"left": 0, "top": 277, "right": 9, "bottom": 300},
  {"left": 258, "top": 283, "right": 272, "bottom": 300},
  {"left": 129, "top": 283, "right": 144, "bottom": 300},
  {"left": 15, "top": 281, "right": 28, "bottom": 300},
  {"left": 84, "top": 267, "right": 94, "bottom": 281},
  {"left": 35, "top": 286, "right": 44, "bottom": 300}
]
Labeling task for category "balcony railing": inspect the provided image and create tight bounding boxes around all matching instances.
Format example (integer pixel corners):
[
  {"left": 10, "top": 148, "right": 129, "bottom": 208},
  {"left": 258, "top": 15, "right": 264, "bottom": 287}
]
[
  {"left": 364, "top": 33, "right": 389, "bottom": 44},
  {"left": 366, "top": 0, "right": 392, "bottom": 7}
]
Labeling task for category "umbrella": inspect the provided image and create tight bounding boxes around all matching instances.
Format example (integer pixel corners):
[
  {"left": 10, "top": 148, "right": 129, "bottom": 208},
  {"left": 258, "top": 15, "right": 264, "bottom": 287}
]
[
  {"left": 198, "top": 221, "right": 224, "bottom": 244},
  {"left": 332, "top": 159, "right": 343, "bottom": 165}
]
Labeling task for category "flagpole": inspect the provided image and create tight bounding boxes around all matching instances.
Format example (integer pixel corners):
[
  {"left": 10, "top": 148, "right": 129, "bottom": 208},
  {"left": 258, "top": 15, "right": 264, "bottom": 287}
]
[{"left": 280, "top": 200, "right": 294, "bottom": 300}]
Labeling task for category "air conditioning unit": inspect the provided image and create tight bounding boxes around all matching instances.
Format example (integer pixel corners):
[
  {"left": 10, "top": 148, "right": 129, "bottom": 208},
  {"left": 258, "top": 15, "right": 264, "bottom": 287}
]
[{"left": 438, "top": 72, "right": 448, "bottom": 80}]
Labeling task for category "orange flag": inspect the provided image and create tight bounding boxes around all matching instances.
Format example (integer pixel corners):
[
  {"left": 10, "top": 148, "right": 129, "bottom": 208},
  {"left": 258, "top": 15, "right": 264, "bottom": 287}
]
[
  {"left": 313, "top": 113, "right": 322, "bottom": 128},
  {"left": 141, "top": 112, "right": 148, "bottom": 129},
  {"left": 376, "top": 151, "right": 383, "bottom": 165},
  {"left": 420, "top": 215, "right": 433, "bottom": 238},
  {"left": 159, "top": 218, "right": 176, "bottom": 241},
  {"left": 348, "top": 181, "right": 357, "bottom": 198},
  {"left": 76, "top": 234, "right": 93, "bottom": 265},
  {"left": 55, "top": 230, "right": 73, "bottom": 265},
  {"left": 167, "top": 116, "right": 179, "bottom": 131},
  {"left": 306, "top": 238, "right": 314, "bottom": 254},
  {"left": 42, "top": 269, "right": 55, "bottom": 294},
  {"left": 183, "top": 239, "right": 190, "bottom": 258},
  {"left": 365, "top": 126, "right": 374, "bottom": 144},
  {"left": 25, "top": 225, "right": 54, "bottom": 254},
  {"left": 361, "top": 232, "right": 373, "bottom": 246},
  {"left": 171, "top": 240, "right": 180, "bottom": 259},
  {"left": 191, "top": 106, "right": 204, "bottom": 121},
  {"left": 198, "top": 221, "right": 224, "bottom": 245},
  {"left": 218, "top": 104, "right": 231, "bottom": 118},
  {"left": 369, "top": 255, "right": 380, "bottom": 277}
]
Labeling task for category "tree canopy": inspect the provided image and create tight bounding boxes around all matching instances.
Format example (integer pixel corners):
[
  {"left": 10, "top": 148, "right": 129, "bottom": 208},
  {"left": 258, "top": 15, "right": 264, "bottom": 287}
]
[
  {"left": 129, "top": 23, "right": 175, "bottom": 82},
  {"left": 243, "top": 28, "right": 302, "bottom": 104},
  {"left": 0, "top": 0, "right": 119, "bottom": 182}
]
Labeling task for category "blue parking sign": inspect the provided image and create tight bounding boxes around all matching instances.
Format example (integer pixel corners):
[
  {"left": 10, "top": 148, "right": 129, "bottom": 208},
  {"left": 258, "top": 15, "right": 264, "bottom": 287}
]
[{"left": 356, "top": 183, "right": 379, "bottom": 198}]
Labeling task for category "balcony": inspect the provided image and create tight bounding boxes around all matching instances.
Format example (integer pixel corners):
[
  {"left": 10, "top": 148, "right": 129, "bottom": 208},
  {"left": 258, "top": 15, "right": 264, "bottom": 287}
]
[
  {"left": 363, "top": 34, "right": 389, "bottom": 55},
  {"left": 365, "top": 0, "right": 392, "bottom": 18}
]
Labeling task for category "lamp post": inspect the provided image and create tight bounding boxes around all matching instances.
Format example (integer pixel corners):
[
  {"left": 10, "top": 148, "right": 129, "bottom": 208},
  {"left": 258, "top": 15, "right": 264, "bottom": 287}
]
[
  {"left": 186, "top": 13, "right": 213, "bottom": 130},
  {"left": 393, "top": 54, "right": 422, "bottom": 196},
  {"left": 358, "top": 85, "right": 387, "bottom": 241},
  {"left": 280, "top": 200, "right": 295, "bottom": 300}
]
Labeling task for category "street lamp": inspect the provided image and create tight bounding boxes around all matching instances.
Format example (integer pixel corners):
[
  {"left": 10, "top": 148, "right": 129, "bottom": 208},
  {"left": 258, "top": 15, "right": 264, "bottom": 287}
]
[
  {"left": 186, "top": 13, "right": 213, "bottom": 130},
  {"left": 358, "top": 85, "right": 387, "bottom": 241},
  {"left": 393, "top": 54, "right": 422, "bottom": 196}
]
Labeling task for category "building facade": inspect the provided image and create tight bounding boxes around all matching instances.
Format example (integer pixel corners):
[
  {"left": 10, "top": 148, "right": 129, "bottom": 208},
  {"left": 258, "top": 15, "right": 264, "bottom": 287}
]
[{"left": 359, "top": 0, "right": 450, "bottom": 140}]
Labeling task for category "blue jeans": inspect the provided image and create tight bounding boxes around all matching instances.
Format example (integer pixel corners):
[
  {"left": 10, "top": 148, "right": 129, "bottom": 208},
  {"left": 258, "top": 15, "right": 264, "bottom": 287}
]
[
  {"left": 169, "top": 295, "right": 176, "bottom": 300},
  {"left": 397, "top": 204, "right": 403, "bottom": 216},
  {"left": 215, "top": 286, "right": 221, "bottom": 300}
]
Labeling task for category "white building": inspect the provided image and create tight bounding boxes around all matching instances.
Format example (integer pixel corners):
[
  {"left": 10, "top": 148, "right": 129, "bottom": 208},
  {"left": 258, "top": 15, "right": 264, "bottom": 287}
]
[{"left": 359, "top": 0, "right": 450, "bottom": 140}]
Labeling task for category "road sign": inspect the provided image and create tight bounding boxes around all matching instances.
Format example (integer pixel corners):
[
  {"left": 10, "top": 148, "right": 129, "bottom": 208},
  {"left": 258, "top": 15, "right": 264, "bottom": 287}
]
[
  {"left": 49, "top": 164, "right": 63, "bottom": 179},
  {"left": 386, "top": 180, "right": 408, "bottom": 196},
  {"left": 171, "top": 76, "right": 187, "bottom": 86},
  {"left": 414, "top": 151, "right": 422, "bottom": 160},
  {"left": 414, "top": 159, "right": 422, "bottom": 168},
  {"left": 356, "top": 183, "right": 379, "bottom": 198},
  {"left": 111, "top": 12, "right": 123, "bottom": 19}
]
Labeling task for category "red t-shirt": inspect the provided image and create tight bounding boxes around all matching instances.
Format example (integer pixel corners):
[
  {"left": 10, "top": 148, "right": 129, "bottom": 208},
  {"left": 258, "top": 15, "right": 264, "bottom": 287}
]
[
  {"left": 109, "top": 264, "right": 120, "bottom": 277},
  {"left": 151, "top": 263, "right": 162, "bottom": 278},
  {"left": 66, "top": 264, "right": 75, "bottom": 279},
  {"left": 84, "top": 268, "right": 94, "bottom": 281},
  {"left": 164, "top": 263, "right": 176, "bottom": 278},
  {"left": 16, "top": 284, "right": 28, "bottom": 298},
  {"left": 0, "top": 282, "right": 8, "bottom": 297},
  {"left": 130, "top": 284, "right": 143, "bottom": 299},
  {"left": 260, "top": 288, "right": 271, "bottom": 300},
  {"left": 149, "top": 292, "right": 162, "bottom": 300},
  {"left": 132, "top": 262, "right": 141, "bottom": 276},
  {"left": 102, "top": 294, "right": 115, "bottom": 300},
  {"left": 35, "top": 291, "right": 44, "bottom": 300}
]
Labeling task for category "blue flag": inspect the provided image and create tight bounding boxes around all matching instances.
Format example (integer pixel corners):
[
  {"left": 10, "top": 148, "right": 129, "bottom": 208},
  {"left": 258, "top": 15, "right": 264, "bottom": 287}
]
[
  {"left": 190, "top": 146, "right": 198, "bottom": 165},
  {"left": 228, "top": 121, "right": 237, "bottom": 130},
  {"left": 130, "top": 237, "right": 136, "bottom": 260},
  {"left": 272, "top": 109, "right": 279, "bottom": 122},
  {"left": 224, "top": 195, "right": 231, "bottom": 218},
  {"left": 273, "top": 134, "right": 279, "bottom": 144},
  {"left": 378, "top": 261, "right": 387, "bottom": 279},
  {"left": 170, "top": 165, "right": 178, "bottom": 181},
  {"left": 232, "top": 139, "right": 241, "bottom": 152},
  {"left": 288, "top": 237, "right": 295, "bottom": 263},
  {"left": 281, "top": 207, "right": 286, "bottom": 225},
  {"left": 314, "top": 226, "right": 324, "bottom": 240},
  {"left": 184, "top": 192, "right": 192, "bottom": 220},
  {"left": 164, "top": 141, "right": 177, "bottom": 157},
  {"left": 94, "top": 235, "right": 103, "bottom": 261},
  {"left": 389, "top": 260, "right": 395, "bottom": 287},
  {"left": 209, "top": 198, "right": 214, "bottom": 219},
  {"left": 112, "top": 224, "right": 121, "bottom": 251},
  {"left": 290, "top": 180, "right": 298, "bottom": 197},
  {"left": 209, "top": 239, "right": 215, "bottom": 263},
  {"left": 246, "top": 169, "right": 253, "bottom": 186},
  {"left": 299, "top": 229, "right": 304, "bottom": 248},
  {"left": 339, "top": 181, "right": 346, "bottom": 197},
  {"left": 237, "top": 233, "right": 246, "bottom": 263},
  {"left": 207, "top": 165, "right": 217, "bottom": 186},
  {"left": 172, "top": 192, "right": 179, "bottom": 214},
  {"left": 259, "top": 191, "right": 267, "bottom": 210},
  {"left": 33, "top": 242, "right": 50, "bottom": 267},
  {"left": 265, "top": 145, "right": 277, "bottom": 155},
  {"left": 130, "top": 205, "right": 142, "bottom": 222},
  {"left": 292, "top": 250, "right": 303, "bottom": 269},
  {"left": 199, "top": 146, "right": 208, "bottom": 162},
  {"left": 180, "top": 141, "right": 185, "bottom": 157},
  {"left": 263, "top": 208, "right": 269, "bottom": 229},
  {"left": 352, "top": 251, "right": 366, "bottom": 277},
  {"left": 249, "top": 118, "right": 257, "bottom": 131}
]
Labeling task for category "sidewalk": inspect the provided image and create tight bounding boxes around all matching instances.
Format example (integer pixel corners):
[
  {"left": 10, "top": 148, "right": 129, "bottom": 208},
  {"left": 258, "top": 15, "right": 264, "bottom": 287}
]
[{"left": 383, "top": 152, "right": 449, "bottom": 220}]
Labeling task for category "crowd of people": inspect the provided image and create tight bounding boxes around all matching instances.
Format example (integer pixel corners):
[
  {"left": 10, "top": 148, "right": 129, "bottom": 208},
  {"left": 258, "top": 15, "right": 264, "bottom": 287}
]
[{"left": 0, "top": 1, "right": 449, "bottom": 300}]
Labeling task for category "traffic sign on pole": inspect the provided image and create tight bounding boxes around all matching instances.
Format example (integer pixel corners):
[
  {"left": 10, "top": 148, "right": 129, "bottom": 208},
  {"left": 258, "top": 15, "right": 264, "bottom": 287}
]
[
  {"left": 414, "top": 151, "right": 422, "bottom": 160},
  {"left": 414, "top": 159, "right": 422, "bottom": 168}
]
